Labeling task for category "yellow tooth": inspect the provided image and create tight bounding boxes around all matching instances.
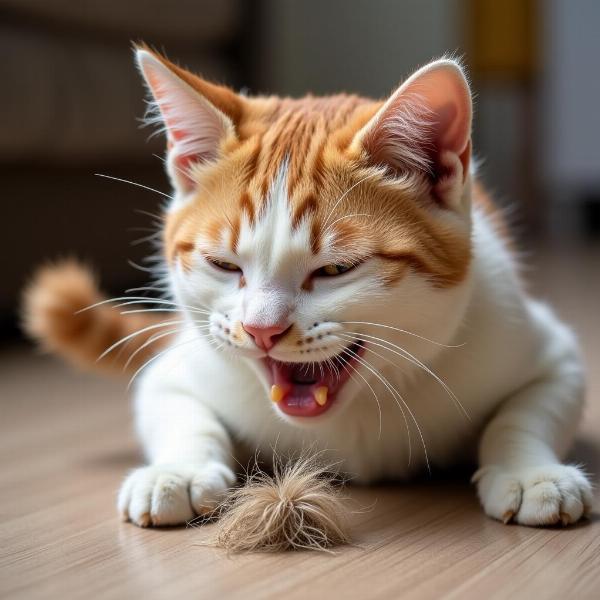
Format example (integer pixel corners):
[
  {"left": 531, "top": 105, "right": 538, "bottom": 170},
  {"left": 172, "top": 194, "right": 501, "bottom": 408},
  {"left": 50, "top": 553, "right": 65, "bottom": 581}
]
[
  {"left": 271, "top": 384, "right": 285, "bottom": 403},
  {"left": 314, "top": 386, "right": 328, "bottom": 406}
]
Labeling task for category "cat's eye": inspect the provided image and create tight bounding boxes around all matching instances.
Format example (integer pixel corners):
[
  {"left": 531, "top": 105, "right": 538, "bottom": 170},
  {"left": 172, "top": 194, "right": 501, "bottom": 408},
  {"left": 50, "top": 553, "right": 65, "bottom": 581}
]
[
  {"left": 207, "top": 257, "right": 242, "bottom": 272},
  {"left": 314, "top": 263, "right": 355, "bottom": 277}
]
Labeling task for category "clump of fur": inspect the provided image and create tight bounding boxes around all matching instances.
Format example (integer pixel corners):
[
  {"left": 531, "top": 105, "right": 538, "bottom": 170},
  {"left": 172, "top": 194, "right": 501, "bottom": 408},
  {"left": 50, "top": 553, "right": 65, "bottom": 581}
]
[{"left": 214, "top": 456, "right": 351, "bottom": 552}]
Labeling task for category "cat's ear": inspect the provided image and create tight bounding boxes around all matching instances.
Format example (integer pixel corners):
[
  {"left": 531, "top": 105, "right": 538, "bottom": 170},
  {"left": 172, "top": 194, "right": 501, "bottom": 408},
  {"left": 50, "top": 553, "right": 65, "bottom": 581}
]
[
  {"left": 135, "top": 48, "right": 241, "bottom": 195},
  {"left": 352, "top": 59, "right": 472, "bottom": 205}
]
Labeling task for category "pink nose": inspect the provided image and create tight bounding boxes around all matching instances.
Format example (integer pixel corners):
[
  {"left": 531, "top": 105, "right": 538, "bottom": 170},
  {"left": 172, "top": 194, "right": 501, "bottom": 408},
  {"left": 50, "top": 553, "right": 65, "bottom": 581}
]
[{"left": 242, "top": 323, "right": 288, "bottom": 351}]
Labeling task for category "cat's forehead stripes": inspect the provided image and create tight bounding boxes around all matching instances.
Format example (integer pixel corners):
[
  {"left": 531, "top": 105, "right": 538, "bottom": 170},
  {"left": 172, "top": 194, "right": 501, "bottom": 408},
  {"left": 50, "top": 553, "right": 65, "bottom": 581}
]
[
  {"left": 165, "top": 96, "right": 374, "bottom": 250},
  {"left": 163, "top": 94, "right": 471, "bottom": 288},
  {"left": 237, "top": 95, "right": 376, "bottom": 202}
]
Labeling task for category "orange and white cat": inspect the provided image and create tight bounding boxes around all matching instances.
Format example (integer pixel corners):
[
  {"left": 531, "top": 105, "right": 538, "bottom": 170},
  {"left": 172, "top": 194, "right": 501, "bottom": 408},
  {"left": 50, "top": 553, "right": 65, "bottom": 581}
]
[{"left": 26, "top": 48, "right": 592, "bottom": 529}]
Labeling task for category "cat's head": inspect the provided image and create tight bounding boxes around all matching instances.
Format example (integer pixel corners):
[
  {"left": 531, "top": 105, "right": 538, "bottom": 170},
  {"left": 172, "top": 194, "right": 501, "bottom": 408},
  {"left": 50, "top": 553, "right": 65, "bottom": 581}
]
[{"left": 136, "top": 48, "right": 473, "bottom": 424}]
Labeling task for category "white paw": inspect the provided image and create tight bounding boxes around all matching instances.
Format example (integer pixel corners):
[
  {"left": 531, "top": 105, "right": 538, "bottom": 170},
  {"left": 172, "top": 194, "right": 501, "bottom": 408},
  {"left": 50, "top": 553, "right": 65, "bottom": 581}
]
[
  {"left": 474, "top": 464, "right": 593, "bottom": 526},
  {"left": 118, "top": 462, "right": 235, "bottom": 527}
]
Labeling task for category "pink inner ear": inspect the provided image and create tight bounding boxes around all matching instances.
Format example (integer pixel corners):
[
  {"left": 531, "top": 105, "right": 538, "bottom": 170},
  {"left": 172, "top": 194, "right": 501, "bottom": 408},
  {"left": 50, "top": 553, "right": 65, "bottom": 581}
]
[
  {"left": 418, "top": 71, "right": 471, "bottom": 158},
  {"left": 435, "top": 102, "right": 460, "bottom": 151},
  {"left": 165, "top": 129, "right": 201, "bottom": 176},
  {"left": 145, "top": 70, "right": 188, "bottom": 141},
  {"left": 148, "top": 72, "right": 197, "bottom": 150}
]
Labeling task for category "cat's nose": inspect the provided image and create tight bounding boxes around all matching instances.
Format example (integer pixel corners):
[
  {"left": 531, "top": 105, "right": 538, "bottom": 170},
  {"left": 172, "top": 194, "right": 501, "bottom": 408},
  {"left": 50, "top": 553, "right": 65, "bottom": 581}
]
[{"left": 242, "top": 323, "right": 290, "bottom": 351}]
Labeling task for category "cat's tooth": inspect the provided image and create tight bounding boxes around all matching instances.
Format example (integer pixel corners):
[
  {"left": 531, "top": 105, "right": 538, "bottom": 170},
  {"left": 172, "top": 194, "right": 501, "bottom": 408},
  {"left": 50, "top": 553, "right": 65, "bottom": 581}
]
[
  {"left": 314, "top": 386, "right": 328, "bottom": 406},
  {"left": 271, "top": 384, "right": 285, "bottom": 403}
]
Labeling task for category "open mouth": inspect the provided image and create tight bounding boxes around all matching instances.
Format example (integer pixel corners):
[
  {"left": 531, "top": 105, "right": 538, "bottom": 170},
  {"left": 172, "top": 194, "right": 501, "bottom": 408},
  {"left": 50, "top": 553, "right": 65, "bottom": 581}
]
[{"left": 263, "top": 341, "right": 365, "bottom": 417}]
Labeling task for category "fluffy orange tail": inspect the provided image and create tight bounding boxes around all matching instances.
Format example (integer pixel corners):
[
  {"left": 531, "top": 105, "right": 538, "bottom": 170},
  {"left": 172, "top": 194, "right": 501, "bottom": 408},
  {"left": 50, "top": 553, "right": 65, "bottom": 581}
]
[{"left": 22, "top": 261, "right": 170, "bottom": 376}]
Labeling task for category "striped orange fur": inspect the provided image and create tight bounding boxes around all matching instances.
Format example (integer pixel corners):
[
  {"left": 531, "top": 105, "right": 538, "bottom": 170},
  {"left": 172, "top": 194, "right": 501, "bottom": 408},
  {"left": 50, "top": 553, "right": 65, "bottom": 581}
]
[
  {"left": 141, "top": 49, "right": 477, "bottom": 289},
  {"left": 23, "top": 50, "right": 508, "bottom": 376}
]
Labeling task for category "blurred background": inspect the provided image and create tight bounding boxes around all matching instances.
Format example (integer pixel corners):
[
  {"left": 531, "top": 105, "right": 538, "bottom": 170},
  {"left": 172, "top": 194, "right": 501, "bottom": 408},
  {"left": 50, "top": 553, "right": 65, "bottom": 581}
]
[
  {"left": 2, "top": 5, "right": 599, "bottom": 594},
  {"left": 1, "top": 0, "right": 599, "bottom": 339}
]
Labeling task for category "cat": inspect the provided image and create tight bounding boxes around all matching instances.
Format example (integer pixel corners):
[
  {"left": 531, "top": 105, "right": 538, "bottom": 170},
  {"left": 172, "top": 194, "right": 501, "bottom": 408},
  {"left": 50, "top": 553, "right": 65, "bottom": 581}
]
[{"left": 25, "top": 47, "right": 592, "bottom": 530}]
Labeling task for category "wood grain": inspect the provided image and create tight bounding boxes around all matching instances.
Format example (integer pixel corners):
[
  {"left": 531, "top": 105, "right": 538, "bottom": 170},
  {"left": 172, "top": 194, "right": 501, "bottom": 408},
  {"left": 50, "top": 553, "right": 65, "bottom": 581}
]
[{"left": 1, "top": 242, "right": 599, "bottom": 600}]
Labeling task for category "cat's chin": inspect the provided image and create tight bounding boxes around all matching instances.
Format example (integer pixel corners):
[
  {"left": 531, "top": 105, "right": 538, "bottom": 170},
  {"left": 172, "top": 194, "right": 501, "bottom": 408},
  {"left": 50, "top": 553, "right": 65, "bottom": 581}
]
[{"left": 262, "top": 341, "right": 365, "bottom": 418}]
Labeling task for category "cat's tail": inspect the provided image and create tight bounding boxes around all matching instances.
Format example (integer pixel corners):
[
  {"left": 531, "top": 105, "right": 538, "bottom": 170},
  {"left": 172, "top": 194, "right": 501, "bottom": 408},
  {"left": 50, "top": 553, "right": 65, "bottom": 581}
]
[{"left": 22, "top": 260, "right": 169, "bottom": 376}]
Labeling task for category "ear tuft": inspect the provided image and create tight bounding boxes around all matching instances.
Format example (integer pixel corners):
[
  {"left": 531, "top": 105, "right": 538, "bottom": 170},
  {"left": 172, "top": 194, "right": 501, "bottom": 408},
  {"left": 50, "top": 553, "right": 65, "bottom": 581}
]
[{"left": 361, "top": 94, "right": 437, "bottom": 175}]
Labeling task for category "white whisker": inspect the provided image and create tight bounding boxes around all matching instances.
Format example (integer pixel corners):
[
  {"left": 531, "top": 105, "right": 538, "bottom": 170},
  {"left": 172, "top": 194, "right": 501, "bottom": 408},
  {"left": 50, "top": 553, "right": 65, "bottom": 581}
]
[
  {"left": 323, "top": 172, "right": 379, "bottom": 229},
  {"left": 125, "top": 286, "right": 168, "bottom": 294},
  {"left": 119, "top": 308, "right": 181, "bottom": 315},
  {"left": 77, "top": 295, "right": 208, "bottom": 316},
  {"left": 127, "top": 333, "right": 203, "bottom": 390},
  {"left": 115, "top": 300, "right": 209, "bottom": 315},
  {"left": 339, "top": 331, "right": 470, "bottom": 421},
  {"left": 128, "top": 259, "right": 157, "bottom": 274},
  {"left": 342, "top": 345, "right": 427, "bottom": 471},
  {"left": 125, "top": 322, "right": 213, "bottom": 371},
  {"left": 124, "top": 327, "right": 183, "bottom": 370},
  {"left": 131, "top": 232, "right": 162, "bottom": 246},
  {"left": 95, "top": 173, "right": 173, "bottom": 200},
  {"left": 76, "top": 295, "right": 162, "bottom": 313},
  {"left": 118, "top": 308, "right": 209, "bottom": 319},
  {"left": 133, "top": 208, "right": 164, "bottom": 223},
  {"left": 98, "top": 319, "right": 186, "bottom": 361},
  {"left": 325, "top": 213, "right": 372, "bottom": 233},
  {"left": 340, "top": 321, "right": 464, "bottom": 348},
  {"left": 332, "top": 350, "right": 383, "bottom": 440}
]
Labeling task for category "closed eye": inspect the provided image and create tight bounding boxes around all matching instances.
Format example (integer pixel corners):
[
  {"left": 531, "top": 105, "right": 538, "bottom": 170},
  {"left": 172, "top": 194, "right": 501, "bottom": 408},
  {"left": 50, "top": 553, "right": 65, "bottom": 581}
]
[
  {"left": 313, "top": 263, "right": 357, "bottom": 277},
  {"left": 206, "top": 256, "right": 242, "bottom": 272}
]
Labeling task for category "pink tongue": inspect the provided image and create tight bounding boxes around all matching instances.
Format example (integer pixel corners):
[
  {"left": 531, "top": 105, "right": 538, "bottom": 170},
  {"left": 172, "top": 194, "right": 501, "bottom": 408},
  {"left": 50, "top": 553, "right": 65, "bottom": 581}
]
[
  {"left": 269, "top": 360, "right": 337, "bottom": 411},
  {"left": 265, "top": 356, "right": 356, "bottom": 417},
  {"left": 271, "top": 362, "right": 319, "bottom": 402},
  {"left": 264, "top": 345, "right": 362, "bottom": 417}
]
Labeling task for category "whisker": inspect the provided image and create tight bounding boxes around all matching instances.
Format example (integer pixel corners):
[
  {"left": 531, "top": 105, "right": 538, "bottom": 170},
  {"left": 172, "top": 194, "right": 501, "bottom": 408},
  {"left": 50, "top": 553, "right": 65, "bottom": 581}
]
[
  {"left": 76, "top": 295, "right": 161, "bottom": 313},
  {"left": 342, "top": 345, "right": 427, "bottom": 471},
  {"left": 342, "top": 346, "right": 414, "bottom": 466},
  {"left": 323, "top": 171, "right": 379, "bottom": 229},
  {"left": 124, "top": 323, "right": 212, "bottom": 370},
  {"left": 332, "top": 351, "right": 383, "bottom": 440},
  {"left": 95, "top": 173, "right": 173, "bottom": 200},
  {"left": 127, "top": 333, "right": 203, "bottom": 390},
  {"left": 339, "top": 331, "right": 470, "bottom": 421},
  {"left": 124, "top": 327, "right": 183, "bottom": 370},
  {"left": 312, "top": 348, "right": 341, "bottom": 384},
  {"left": 134, "top": 208, "right": 164, "bottom": 222},
  {"left": 118, "top": 308, "right": 209, "bottom": 318},
  {"left": 324, "top": 213, "right": 372, "bottom": 233},
  {"left": 125, "top": 286, "right": 168, "bottom": 294},
  {"left": 119, "top": 308, "right": 180, "bottom": 315},
  {"left": 128, "top": 259, "right": 156, "bottom": 274},
  {"left": 317, "top": 357, "right": 325, "bottom": 380},
  {"left": 340, "top": 321, "right": 464, "bottom": 348},
  {"left": 131, "top": 232, "right": 162, "bottom": 247},
  {"left": 97, "top": 319, "right": 187, "bottom": 361},
  {"left": 76, "top": 295, "right": 208, "bottom": 316},
  {"left": 127, "top": 226, "right": 157, "bottom": 233},
  {"left": 325, "top": 355, "right": 341, "bottom": 381},
  {"left": 340, "top": 330, "right": 466, "bottom": 415},
  {"left": 114, "top": 300, "right": 208, "bottom": 314}
]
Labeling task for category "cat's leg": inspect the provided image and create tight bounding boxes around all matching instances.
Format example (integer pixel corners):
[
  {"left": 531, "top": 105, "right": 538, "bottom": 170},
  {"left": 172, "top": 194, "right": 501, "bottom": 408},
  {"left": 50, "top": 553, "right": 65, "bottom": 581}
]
[
  {"left": 118, "top": 385, "right": 236, "bottom": 528},
  {"left": 474, "top": 309, "right": 593, "bottom": 526}
]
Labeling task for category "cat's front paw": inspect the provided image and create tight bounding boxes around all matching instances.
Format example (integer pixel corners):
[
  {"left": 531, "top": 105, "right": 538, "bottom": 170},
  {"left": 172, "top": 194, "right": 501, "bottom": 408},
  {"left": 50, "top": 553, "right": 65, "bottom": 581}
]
[
  {"left": 474, "top": 464, "right": 593, "bottom": 526},
  {"left": 118, "top": 462, "right": 235, "bottom": 527}
]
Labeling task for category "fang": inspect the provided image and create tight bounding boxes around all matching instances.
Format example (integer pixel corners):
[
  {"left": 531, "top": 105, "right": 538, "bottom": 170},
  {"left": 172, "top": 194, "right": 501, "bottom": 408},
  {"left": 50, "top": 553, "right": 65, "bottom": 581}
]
[
  {"left": 314, "top": 386, "right": 328, "bottom": 406},
  {"left": 271, "top": 384, "right": 285, "bottom": 403}
]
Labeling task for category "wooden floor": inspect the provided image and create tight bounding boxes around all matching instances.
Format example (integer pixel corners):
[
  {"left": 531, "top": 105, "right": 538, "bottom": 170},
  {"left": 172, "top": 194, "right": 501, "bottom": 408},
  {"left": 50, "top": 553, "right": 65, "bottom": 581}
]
[{"left": 1, "top": 241, "right": 599, "bottom": 600}]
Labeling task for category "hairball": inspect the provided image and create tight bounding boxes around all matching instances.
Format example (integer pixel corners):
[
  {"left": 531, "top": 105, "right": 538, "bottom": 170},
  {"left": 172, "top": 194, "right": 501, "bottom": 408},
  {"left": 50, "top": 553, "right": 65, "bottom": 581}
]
[{"left": 211, "top": 454, "right": 351, "bottom": 553}]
